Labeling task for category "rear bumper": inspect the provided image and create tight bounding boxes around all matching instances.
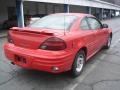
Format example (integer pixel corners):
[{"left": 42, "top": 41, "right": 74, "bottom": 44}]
[{"left": 4, "top": 43, "right": 75, "bottom": 73}]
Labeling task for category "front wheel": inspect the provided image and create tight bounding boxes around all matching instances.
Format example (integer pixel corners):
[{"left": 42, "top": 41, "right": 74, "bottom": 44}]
[
  {"left": 104, "top": 35, "right": 112, "bottom": 49},
  {"left": 71, "top": 50, "right": 86, "bottom": 77}
]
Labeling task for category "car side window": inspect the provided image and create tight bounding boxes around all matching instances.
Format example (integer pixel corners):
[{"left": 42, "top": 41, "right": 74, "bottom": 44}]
[
  {"left": 80, "top": 18, "right": 90, "bottom": 30},
  {"left": 87, "top": 17, "right": 102, "bottom": 30}
]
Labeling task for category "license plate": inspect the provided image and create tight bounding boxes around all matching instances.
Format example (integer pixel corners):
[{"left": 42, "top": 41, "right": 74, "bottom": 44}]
[{"left": 15, "top": 55, "right": 26, "bottom": 63}]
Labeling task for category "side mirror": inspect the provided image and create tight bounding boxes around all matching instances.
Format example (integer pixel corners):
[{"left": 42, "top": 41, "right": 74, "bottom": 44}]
[{"left": 102, "top": 24, "right": 108, "bottom": 28}]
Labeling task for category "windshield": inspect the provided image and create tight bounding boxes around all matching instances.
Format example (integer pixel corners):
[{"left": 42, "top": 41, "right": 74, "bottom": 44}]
[{"left": 29, "top": 14, "right": 77, "bottom": 30}]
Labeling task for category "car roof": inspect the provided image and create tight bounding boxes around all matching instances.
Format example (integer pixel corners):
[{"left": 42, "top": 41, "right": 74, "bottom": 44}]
[{"left": 49, "top": 13, "right": 93, "bottom": 18}]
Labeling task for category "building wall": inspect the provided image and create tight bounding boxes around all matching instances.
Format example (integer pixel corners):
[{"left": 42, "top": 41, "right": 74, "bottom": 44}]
[
  {"left": 0, "top": 0, "right": 119, "bottom": 29},
  {"left": 23, "top": 1, "right": 37, "bottom": 15},
  {"left": 24, "top": 2, "right": 65, "bottom": 14},
  {"left": 23, "top": 2, "right": 88, "bottom": 14},
  {"left": 70, "top": 5, "right": 87, "bottom": 13}
]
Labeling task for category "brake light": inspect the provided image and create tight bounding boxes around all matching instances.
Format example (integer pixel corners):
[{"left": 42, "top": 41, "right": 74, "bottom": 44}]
[
  {"left": 40, "top": 37, "right": 66, "bottom": 51},
  {"left": 7, "top": 32, "right": 13, "bottom": 43}
]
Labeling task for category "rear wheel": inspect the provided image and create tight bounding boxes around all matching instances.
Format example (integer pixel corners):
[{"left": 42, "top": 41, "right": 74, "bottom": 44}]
[
  {"left": 71, "top": 50, "right": 86, "bottom": 77},
  {"left": 104, "top": 35, "right": 112, "bottom": 49}
]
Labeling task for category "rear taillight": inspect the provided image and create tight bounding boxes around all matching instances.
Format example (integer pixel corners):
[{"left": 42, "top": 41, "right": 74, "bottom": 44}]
[
  {"left": 7, "top": 32, "right": 13, "bottom": 43},
  {"left": 40, "top": 37, "right": 66, "bottom": 51}
]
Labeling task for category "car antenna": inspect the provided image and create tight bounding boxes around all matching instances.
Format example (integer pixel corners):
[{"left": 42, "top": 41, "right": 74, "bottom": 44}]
[
  {"left": 64, "top": 13, "right": 66, "bottom": 35},
  {"left": 64, "top": 0, "right": 66, "bottom": 35},
  {"left": 64, "top": 0, "right": 70, "bottom": 35}
]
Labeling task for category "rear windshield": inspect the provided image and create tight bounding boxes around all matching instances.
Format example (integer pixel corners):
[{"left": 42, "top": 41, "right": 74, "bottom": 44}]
[{"left": 29, "top": 15, "right": 77, "bottom": 30}]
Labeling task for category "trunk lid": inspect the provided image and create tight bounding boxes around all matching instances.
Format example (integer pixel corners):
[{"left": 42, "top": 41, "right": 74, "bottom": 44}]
[{"left": 9, "top": 27, "right": 65, "bottom": 49}]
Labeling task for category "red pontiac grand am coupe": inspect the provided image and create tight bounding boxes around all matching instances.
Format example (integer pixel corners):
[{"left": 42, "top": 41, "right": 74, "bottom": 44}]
[{"left": 4, "top": 13, "right": 112, "bottom": 77}]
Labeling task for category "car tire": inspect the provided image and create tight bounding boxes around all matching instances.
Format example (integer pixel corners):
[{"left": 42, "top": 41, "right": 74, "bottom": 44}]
[
  {"left": 104, "top": 35, "right": 112, "bottom": 49},
  {"left": 71, "top": 50, "right": 86, "bottom": 77}
]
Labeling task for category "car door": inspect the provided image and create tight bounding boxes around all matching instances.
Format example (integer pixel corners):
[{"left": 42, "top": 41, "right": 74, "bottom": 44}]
[
  {"left": 80, "top": 17, "right": 98, "bottom": 58},
  {"left": 87, "top": 17, "right": 106, "bottom": 51},
  {"left": 95, "top": 19, "right": 109, "bottom": 46}
]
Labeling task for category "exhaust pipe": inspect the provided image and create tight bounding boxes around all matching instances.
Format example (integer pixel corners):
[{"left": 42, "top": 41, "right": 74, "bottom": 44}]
[{"left": 11, "top": 62, "right": 15, "bottom": 65}]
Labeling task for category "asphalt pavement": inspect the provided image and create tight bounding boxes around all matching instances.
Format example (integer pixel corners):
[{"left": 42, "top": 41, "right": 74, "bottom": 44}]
[{"left": 0, "top": 18, "right": 120, "bottom": 90}]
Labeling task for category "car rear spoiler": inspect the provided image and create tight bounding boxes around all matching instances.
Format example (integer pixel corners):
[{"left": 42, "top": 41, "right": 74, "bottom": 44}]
[{"left": 10, "top": 27, "right": 54, "bottom": 36}]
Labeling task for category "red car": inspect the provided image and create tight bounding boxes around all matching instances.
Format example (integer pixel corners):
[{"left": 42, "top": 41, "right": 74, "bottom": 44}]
[{"left": 4, "top": 13, "right": 112, "bottom": 77}]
